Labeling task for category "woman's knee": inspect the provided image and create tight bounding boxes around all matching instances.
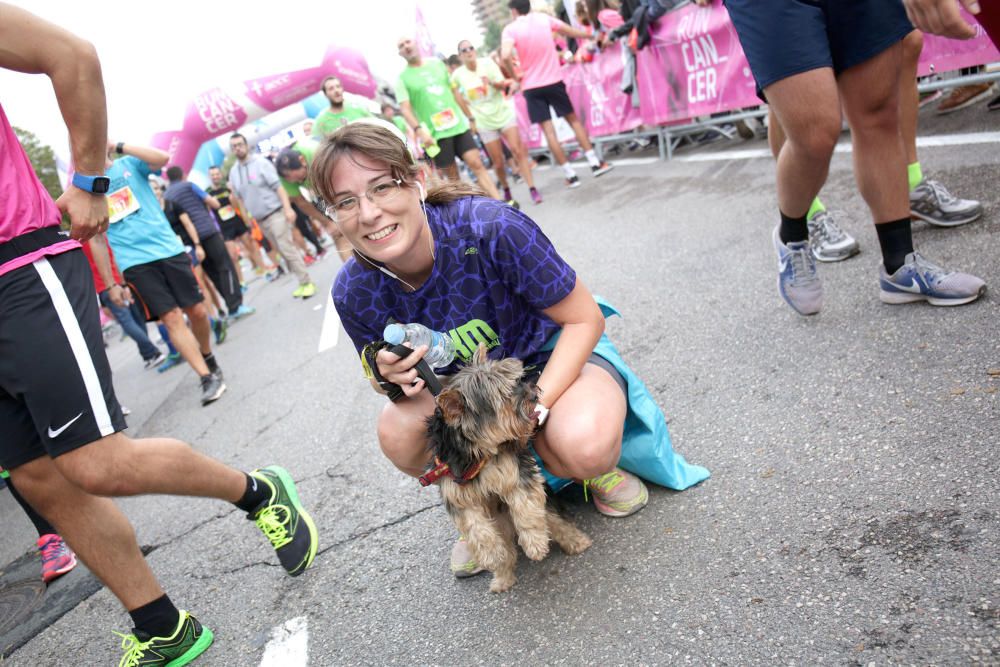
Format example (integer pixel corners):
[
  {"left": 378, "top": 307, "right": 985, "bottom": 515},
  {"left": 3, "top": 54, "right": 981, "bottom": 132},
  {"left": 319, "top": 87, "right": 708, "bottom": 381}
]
[
  {"left": 376, "top": 404, "right": 430, "bottom": 468},
  {"left": 545, "top": 417, "right": 621, "bottom": 479}
]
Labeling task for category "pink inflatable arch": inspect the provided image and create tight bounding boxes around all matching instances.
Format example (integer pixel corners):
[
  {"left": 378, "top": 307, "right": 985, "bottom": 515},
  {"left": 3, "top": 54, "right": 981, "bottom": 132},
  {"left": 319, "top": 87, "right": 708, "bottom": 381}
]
[{"left": 151, "top": 45, "right": 376, "bottom": 173}]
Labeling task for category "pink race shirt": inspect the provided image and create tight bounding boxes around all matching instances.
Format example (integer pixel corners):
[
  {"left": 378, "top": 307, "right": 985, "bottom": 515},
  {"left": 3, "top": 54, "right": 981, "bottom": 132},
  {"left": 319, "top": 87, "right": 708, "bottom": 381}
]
[
  {"left": 502, "top": 12, "right": 566, "bottom": 91},
  {"left": 0, "top": 102, "right": 78, "bottom": 277}
]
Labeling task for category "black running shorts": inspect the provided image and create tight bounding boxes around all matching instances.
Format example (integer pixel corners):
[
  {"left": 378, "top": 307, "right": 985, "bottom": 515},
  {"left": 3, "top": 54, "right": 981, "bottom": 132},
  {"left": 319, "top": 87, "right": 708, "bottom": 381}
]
[
  {"left": 431, "top": 130, "right": 479, "bottom": 170},
  {"left": 523, "top": 81, "right": 576, "bottom": 124},
  {"left": 0, "top": 249, "right": 126, "bottom": 469},
  {"left": 221, "top": 216, "right": 250, "bottom": 241},
  {"left": 724, "top": 0, "right": 912, "bottom": 99},
  {"left": 124, "top": 252, "right": 204, "bottom": 322}
]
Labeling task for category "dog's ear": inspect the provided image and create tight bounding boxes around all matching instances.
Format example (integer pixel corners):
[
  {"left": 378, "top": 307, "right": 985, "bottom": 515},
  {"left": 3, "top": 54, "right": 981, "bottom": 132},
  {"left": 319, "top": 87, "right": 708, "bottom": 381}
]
[
  {"left": 473, "top": 342, "right": 489, "bottom": 364},
  {"left": 437, "top": 388, "right": 465, "bottom": 423}
]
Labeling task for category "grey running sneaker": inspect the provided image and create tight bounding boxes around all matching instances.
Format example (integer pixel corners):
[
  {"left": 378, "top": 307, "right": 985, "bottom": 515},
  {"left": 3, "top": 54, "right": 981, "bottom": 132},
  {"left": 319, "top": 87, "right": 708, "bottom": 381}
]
[
  {"left": 199, "top": 371, "right": 226, "bottom": 406},
  {"left": 807, "top": 210, "right": 860, "bottom": 262},
  {"left": 879, "top": 252, "right": 986, "bottom": 306},
  {"left": 909, "top": 179, "right": 983, "bottom": 227},
  {"left": 773, "top": 225, "right": 823, "bottom": 315},
  {"left": 566, "top": 174, "right": 581, "bottom": 188}
]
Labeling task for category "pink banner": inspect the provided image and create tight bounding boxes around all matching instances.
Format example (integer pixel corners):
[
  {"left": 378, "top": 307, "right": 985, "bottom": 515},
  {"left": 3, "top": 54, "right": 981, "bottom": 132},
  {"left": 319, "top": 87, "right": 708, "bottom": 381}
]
[
  {"left": 563, "top": 43, "right": 644, "bottom": 138},
  {"left": 918, "top": 9, "right": 1000, "bottom": 75},
  {"left": 636, "top": 2, "right": 757, "bottom": 127},
  {"left": 151, "top": 45, "right": 376, "bottom": 174}
]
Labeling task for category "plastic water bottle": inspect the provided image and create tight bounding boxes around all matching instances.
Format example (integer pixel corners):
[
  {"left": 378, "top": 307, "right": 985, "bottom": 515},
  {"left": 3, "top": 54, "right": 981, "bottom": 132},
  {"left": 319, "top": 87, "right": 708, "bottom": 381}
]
[{"left": 383, "top": 323, "right": 456, "bottom": 369}]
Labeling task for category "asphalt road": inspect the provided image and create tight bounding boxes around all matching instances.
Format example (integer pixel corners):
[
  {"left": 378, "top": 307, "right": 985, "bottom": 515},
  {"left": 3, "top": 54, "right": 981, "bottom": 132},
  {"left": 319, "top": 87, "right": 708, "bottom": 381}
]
[{"left": 2, "top": 100, "right": 998, "bottom": 665}]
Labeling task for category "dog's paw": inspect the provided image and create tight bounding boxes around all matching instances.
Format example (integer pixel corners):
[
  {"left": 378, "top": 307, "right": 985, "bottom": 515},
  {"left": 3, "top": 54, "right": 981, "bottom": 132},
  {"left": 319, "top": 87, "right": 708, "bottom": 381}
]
[
  {"left": 489, "top": 573, "right": 516, "bottom": 593},
  {"left": 520, "top": 533, "right": 551, "bottom": 561},
  {"left": 562, "top": 532, "right": 593, "bottom": 555}
]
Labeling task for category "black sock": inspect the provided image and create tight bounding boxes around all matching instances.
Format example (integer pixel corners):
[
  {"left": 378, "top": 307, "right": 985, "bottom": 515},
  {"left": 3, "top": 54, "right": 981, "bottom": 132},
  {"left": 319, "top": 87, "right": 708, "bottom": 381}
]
[
  {"left": 202, "top": 352, "right": 219, "bottom": 374},
  {"left": 234, "top": 473, "right": 270, "bottom": 513},
  {"left": 875, "top": 218, "right": 914, "bottom": 274},
  {"left": 6, "top": 477, "right": 57, "bottom": 537},
  {"left": 779, "top": 210, "right": 809, "bottom": 244},
  {"left": 129, "top": 594, "right": 180, "bottom": 639}
]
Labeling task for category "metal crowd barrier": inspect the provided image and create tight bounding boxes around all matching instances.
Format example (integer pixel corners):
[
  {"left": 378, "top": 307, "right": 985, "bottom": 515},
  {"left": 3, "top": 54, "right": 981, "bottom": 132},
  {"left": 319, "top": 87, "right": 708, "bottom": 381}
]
[{"left": 525, "top": 69, "right": 999, "bottom": 164}]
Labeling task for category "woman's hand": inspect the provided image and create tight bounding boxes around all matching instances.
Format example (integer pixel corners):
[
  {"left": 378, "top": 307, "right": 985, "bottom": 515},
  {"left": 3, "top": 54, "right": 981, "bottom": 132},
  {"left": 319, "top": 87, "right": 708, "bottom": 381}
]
[{"left": 376, "top": 344, "right": 430, "bottom": 397}]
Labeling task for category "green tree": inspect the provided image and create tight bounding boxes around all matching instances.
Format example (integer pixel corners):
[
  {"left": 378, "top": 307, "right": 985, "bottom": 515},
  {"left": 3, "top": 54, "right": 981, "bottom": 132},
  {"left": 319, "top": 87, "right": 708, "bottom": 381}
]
[
  {"left": 13, "top": 127, "right": 63, "bottom": 200},
  {"left": 482, "top": 20, "right": 504, "bottom": 54}
]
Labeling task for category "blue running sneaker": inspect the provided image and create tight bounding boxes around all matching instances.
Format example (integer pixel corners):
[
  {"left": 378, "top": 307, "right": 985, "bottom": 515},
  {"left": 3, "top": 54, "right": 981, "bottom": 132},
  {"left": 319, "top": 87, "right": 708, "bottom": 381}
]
[
  {"left": 229, "top": 304, "right": 256, "bottom": 321},
  {"left": 211, "top": 317, "right": 228, "bottom": 345},
  {"left": 773, "top": 225, "right": 822, "bottom": 315},
  {"left": 156, "top": 353, "right": 182, "bottom": 374},
  {"left": 879, "top": 252, "right": 986, "bottom": 306}
]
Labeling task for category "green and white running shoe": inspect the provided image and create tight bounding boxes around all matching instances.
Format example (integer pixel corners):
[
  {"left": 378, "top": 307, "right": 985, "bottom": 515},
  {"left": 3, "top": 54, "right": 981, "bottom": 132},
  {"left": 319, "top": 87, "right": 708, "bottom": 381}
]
[
  {"left": 116, "top": 611, "right": 213, "bottom": 667},
  {"left": 248, "top": 466, "right": 318, "bottom": 576}
]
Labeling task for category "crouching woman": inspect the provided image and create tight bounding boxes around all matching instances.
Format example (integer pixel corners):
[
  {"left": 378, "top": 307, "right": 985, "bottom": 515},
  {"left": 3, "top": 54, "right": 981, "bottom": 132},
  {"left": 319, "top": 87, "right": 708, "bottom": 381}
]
[{"left": 309, "top": 119, "right": 708, "bottom": 577}]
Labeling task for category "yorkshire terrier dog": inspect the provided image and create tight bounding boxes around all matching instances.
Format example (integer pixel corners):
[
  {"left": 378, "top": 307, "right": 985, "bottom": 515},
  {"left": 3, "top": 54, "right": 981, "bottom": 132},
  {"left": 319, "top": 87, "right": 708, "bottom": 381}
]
[{"left": 422, "top": 345, "right": 592, "bottom": 593}]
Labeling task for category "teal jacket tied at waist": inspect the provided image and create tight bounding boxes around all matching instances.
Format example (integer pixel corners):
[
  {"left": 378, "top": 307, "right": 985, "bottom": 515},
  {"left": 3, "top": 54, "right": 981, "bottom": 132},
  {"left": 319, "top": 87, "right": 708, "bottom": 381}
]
[{"left": 537, "top": 298, "right": 710, "bottom": 493}]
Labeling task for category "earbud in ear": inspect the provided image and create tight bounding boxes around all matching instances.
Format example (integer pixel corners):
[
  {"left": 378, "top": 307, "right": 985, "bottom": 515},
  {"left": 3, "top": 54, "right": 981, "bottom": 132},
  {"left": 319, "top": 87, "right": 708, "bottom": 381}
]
[{"left": 417, "top": 182, "right": 426, "bottom": 201}]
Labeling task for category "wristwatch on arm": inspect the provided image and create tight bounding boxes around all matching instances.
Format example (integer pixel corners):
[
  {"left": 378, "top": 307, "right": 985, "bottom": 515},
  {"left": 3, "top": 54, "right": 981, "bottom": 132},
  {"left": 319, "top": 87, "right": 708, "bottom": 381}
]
[{"left": 72, "top": 172, "right": 111, "bottom": 194}]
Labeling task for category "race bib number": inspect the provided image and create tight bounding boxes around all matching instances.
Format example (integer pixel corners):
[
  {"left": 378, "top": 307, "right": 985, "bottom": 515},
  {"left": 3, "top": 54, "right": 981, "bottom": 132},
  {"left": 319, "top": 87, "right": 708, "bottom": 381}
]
[
  {"left": 217, "top": 204, "right": 236, "bottom": 221},
  {"left": 107, "top": 186, "right": 140, "bottom": 223},
  {"left": 429, "top": 108, "right": 459, "bottom": 132},
  {"left": 467, "top": 85, "right": 488, "bottom": 102}
]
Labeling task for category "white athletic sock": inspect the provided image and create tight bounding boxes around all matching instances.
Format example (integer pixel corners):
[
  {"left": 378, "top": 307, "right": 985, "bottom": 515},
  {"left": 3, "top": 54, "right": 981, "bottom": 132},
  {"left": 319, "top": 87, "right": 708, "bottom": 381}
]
[
  {"left": 585, "top": 149, "right": 600, "bottom": 167},
  {"left": 561, "top": 162, "right": 576, "bottom": 178}
]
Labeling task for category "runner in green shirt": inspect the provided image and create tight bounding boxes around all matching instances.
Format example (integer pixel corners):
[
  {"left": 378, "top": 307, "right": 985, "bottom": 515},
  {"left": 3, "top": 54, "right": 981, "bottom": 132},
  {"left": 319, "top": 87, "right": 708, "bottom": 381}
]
[
  {"left": 275, "top": 138, "right": 351, "bottom": 261},
  {"left": 311, "top": 77, "right": 374, "bottom": 139},
  {"left": 452, "top": 39, "right": 541, "bottom": 206},
  {"left": 394, "top": 36, "right": 501, "bottom": 200},
  {"left": 381, "top": 103, "right": 412, "bottom": 138}
]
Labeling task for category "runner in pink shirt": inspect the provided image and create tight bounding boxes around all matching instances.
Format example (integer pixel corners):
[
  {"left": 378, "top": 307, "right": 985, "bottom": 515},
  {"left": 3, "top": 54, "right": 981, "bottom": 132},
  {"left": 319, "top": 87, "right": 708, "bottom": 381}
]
[
  {"left": 501, "top": 0, "right": 614, "bottom": 188},
  {"left": 0, "top": 6, "right": 319, "bottom": 664}
]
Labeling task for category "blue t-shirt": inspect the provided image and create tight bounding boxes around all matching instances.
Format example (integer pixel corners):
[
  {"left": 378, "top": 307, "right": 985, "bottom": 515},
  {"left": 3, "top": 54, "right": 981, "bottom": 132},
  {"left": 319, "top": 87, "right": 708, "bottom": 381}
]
[
  {"left": 334, "top": 196, "right": 576, "bottom": 373},
  {"left": 105, "top": 156, "right": 184, "bottom": 272}
]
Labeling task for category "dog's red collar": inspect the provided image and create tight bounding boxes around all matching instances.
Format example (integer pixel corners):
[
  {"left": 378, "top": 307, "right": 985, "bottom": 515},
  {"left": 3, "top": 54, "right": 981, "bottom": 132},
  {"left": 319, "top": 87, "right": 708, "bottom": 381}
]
[{"left": 419, "top": 457, "right": 487, "bottom": 487}]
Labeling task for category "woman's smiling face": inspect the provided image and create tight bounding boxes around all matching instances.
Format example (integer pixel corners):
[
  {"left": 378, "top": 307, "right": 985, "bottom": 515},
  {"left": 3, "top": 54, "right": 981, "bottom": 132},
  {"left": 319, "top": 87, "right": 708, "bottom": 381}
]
[{"left": 328, "top": 151, "right": 424, "bottom": 267}]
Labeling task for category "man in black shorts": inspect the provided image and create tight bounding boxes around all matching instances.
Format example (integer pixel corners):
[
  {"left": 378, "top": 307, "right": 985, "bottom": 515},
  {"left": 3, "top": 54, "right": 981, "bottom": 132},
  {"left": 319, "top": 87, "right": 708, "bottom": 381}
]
[
  {"left": 501, "top": 0, "right": 613, "bottom": 188},
  {"left": 207, "top": 164, "right": 269, "bottom": 283},
  {"left": 724, "top": 0, "right": 985, "bottom": 315},
  {"left": 98, "top": 139, "right": 228, "bottom": 405},
  {"left": 0, "top": 6, "right": 318, "bottom": 665},
  {"left": 164, "top": 166, "right": 254, "bottom": 320},
  {"left": 394, "top": 36, "right": 502, "bottom": 200}
]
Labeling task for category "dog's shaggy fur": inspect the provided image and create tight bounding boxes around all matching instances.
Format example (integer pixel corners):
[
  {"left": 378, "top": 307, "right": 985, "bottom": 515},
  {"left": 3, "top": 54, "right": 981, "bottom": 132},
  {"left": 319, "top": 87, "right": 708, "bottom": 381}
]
[{"left": 425, "top": 345, "right": 591, "bottom": 593}]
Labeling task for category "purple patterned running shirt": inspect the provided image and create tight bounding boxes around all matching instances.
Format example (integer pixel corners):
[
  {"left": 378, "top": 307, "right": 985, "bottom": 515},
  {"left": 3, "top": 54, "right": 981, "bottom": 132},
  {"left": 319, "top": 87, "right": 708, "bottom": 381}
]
[{"left": 334, "top": 196, "right": 576, "bottom": 373}]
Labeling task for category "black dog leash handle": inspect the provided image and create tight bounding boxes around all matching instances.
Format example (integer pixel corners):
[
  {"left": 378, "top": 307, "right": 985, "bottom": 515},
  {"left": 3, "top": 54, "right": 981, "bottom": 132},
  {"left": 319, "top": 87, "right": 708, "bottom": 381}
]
[{"left": 387, "top": 343, "right": 444, "bottom": 397}]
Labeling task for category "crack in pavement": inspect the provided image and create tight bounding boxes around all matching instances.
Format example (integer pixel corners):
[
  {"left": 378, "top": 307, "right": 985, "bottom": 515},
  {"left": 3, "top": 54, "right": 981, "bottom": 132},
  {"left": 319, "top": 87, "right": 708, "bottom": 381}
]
[{"left": 314, "top": 502, "right": 441, "bottom": 556}]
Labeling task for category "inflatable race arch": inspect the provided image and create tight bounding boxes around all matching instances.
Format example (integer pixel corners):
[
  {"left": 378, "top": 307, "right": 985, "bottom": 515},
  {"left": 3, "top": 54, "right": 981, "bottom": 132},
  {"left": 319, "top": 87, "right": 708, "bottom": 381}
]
[{"left": 151, "top": 45, "right": 376, "bottom": 186}]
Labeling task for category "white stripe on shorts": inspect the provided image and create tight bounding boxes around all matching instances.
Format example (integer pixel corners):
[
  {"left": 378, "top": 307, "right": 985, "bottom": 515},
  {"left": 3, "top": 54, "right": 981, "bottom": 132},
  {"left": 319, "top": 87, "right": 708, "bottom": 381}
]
[{"left": 33, "top": 257, "right": 114, "bottom": 437}]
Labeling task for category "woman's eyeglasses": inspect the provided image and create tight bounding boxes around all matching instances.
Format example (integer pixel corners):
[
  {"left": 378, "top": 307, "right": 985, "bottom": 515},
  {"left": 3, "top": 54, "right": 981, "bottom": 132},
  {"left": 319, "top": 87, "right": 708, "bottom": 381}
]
[{"left": 324, "top": 179, "right": 404, "bottom": 222}]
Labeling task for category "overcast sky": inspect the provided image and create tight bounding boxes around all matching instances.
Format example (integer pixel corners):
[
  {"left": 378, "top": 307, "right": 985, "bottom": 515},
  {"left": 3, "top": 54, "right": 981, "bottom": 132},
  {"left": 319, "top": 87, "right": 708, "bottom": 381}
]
[{"left": 0, "top": 0, "right": 483, "bottom": 159}]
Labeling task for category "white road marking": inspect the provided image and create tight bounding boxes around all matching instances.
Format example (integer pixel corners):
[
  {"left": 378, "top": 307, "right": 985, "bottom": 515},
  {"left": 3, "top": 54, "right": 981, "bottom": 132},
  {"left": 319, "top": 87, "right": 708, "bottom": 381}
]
[
  {"left": 260, "top": 616, "right": 309, "bottom": 667},
  {"left": 317, "top": 288, "right": 340, "bottom": 352},
  {"left": 674, "top": 131, "right": 1000, "bottom": 162}
]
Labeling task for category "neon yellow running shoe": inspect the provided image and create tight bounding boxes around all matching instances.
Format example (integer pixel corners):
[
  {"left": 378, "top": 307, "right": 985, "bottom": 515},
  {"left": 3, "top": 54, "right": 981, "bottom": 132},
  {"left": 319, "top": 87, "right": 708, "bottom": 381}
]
[
  {"left": 584, "top": 468, "right": 649, "bottom": 517},
  {"left": 116, "top": 611, "right": 213, "bottom": 667},
  {"left": 248, "top": 466, "right": 318, "bottom": 576}
]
